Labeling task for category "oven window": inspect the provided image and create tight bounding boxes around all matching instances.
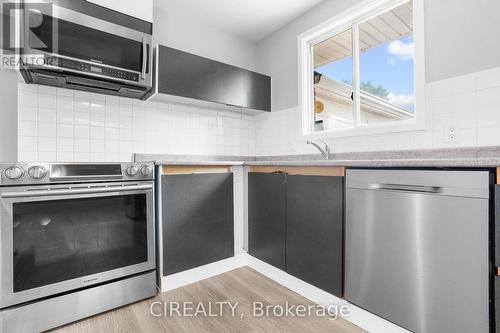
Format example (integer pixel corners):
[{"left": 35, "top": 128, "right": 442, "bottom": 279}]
[
  {"left": 29, "top": 13, "right": 143, "bottom": 72},
  {"left": 13, "top": 194, "right": 148, "bottom": 292}
]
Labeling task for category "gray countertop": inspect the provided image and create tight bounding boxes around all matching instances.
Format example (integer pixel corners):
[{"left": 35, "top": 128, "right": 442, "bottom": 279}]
[{"left": 134, "top": 147, "right": 500, "bottom": 168}]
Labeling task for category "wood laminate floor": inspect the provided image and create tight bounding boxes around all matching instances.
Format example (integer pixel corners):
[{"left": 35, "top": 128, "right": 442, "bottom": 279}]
[{"left": 50, "top": 266, "right": 366, "bottom": 333}]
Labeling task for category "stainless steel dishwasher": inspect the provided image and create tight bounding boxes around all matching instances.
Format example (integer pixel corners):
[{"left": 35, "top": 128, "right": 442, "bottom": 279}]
[{"left": 345, "top": 169, "right": 491, "bottom": 333}]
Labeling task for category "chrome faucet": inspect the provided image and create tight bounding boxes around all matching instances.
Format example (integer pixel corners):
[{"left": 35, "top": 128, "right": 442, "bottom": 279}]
[{"left": 306, "top": 139, "right": 330, "bottom": 159}]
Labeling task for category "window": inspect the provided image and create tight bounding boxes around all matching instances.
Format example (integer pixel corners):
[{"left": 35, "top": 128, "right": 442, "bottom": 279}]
[{"left": 299, "top": 0, "right": 425, "bottom": 137}]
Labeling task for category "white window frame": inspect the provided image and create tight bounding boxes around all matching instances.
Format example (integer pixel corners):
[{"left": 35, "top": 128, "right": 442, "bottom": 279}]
[{"left": 298, "top": 0, "right": 425, "bottom": 139}]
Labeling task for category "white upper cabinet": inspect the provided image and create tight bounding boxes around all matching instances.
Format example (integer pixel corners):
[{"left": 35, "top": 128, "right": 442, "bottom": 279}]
[{"left": 86, "top": 0, "right": 153, "bottom": 22}]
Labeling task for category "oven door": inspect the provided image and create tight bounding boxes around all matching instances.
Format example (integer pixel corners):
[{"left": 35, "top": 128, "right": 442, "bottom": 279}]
[
  {"left": 0, "top": 181, "right": 155, "bottom": 309},
  {"left": 21, "top": 4, "right": 152, "bottom": 86}
]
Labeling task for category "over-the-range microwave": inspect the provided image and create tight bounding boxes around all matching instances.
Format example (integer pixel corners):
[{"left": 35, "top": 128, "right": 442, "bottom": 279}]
[{"left": 17, "top": 0, "right": 153, "bottom": 99}]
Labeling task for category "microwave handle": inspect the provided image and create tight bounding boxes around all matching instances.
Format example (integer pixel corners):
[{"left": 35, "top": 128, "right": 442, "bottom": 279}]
[
  {"left": 1, "top": 184, "right": 153, "bottom": 198},
  {"left": 141, "top": 37, "right": 148, "bottom": 79}
]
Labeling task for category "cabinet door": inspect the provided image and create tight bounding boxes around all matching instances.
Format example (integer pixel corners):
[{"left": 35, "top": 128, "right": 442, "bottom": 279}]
[
  {"left": 248, "top": 173, "right": 286, "bottom": 270},
  {"left": 157, "top": 46, "right": 225, "bottom": 104},
  {"left": 222, "top": 65, "right": 271, "bottom": 111},
  {"left": 496, "top": 185, "right": 500, "bottom": 267},
  {"left": 162, "top": 173, "right": 234, "bottom": 275},
  {"left": 286, "top": 175, "right": 343, "bottom": 296},
  {"left": 85, "top": 0, "right": 153, "bottom": 22}
]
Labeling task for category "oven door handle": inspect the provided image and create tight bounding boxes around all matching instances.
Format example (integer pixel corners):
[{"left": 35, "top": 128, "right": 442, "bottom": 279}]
[{"left": 1, "top": 184, "right": 153, "bottom": 198}]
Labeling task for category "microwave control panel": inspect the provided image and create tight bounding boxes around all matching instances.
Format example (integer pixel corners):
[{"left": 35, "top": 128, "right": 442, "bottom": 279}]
[{"left": 45, "top": 56, "right": 140, "bottom": 82}]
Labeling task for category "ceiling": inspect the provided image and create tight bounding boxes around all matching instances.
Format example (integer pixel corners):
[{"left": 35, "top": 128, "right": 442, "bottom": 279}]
[{"left": 156, "top": 0, "right": 325, "bottom": 42}]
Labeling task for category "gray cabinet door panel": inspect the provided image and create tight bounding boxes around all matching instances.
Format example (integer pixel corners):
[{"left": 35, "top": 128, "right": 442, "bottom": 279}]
[
  {"left": 248, "top": 173, "right": 286, "bottom": 270},
  {"left": 496, "top": 186, "right": 500, "bottom": 267},
  {"left": 157, "top": 45, "right": 271, "bottom": 111},
  {"left": 162, "top": 173, "right": 234, "bottom": 275},
  {"left": 286, "top": 175, "right": 343, "bottom": 296},
  {"left": 222, "top": 65, "right": 271, "bottom": 111},
  {"left": 157, "top": 46, "right": 224, "bottom": 104}
]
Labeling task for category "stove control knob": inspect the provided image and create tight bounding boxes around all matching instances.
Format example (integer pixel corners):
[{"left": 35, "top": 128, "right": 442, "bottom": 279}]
[
  {"left": 126, "top": 165, "right": 139, "bottom": 176},
  {"left": 140, "top": 165, "right": 153, "bottom": 177},
  {"left": 4, "top": 166, "right": 24, "bottom": 180},
  {"left": 28, "top": 166, "right": 47, "bottom": 179}
]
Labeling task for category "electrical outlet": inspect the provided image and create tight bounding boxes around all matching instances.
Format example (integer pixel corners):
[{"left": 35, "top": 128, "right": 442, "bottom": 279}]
[{"left": 447, "top": 126, "right": 458, "bottom": 142}]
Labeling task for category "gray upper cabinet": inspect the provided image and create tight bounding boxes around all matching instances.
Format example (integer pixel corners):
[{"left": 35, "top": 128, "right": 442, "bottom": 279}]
[
  {"left": 155, "top": 45, "right": 271, "bottom": 112},
  {"left": 157, "top": 46, "right": 225, "bottom": 104}
]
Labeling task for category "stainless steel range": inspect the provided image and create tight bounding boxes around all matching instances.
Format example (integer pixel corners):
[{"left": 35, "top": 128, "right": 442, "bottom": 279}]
[{"left": 0, "top": 162, "right": 157, "bottom": 332}]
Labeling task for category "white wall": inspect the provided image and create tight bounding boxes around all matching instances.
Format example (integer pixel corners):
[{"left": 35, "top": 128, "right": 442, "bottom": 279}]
[
  {"left": 255, "top": 66, "right": 500, "bottom": 156},
  {"left": 153, "top": 0, "right": 256, "bottom": 71},
  {"left": 257, "top": 0, "right": 500, "bottom": 111},
  {"left": 17, "top": 84, "right": 255, "bottom": 162},
  {"left": 424, "top": 0, "right": 500, "bottom": 82}
]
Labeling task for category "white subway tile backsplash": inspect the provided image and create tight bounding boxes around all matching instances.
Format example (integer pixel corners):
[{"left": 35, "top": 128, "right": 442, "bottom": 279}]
[
  {"left": 19, "top": 136, "right": 37, "bottom": 152},
  {"left": 74, "top": 99, "right": 90, "bottom": 113},
  {"left": 476, "top": 67, "right": 500, "bottom": 90},
  {"left": 57, "top": 88, "right": 73, "bottom": 97},
  {"left": 57, "top": 138, "right": 73, "bottom": 152},
  {"left": 17, "top": 82, "right": 248, "bottom": 162},
  {"left": 452, "top": 73, "right": 476, "bottom": 94},
  {"left": 431, "top": 79, "right": 453, "bottom": 98},
  {"left": 19, "top": 106, "right": 37, "bottom": 122},
  {"left": 90, "top": 126, "right": 105, "bottom": 140},
  {"left": 90, "top": 139, "right": 105, "bottom": 153},
  {"left": 38, "top": 108, "right": 57, "bottom": 123},
  {"left": 19, "top": 91, "right": 37, "bottom": 107},
  {"left": 74, "top": 125, "right": 90, "bottom": 139},
  {"left": 477, "top": 87, "right": 500, "bottom": 109},
  {"left": 119, "top": 116, "right": 133, "bottom": 129},
  {"left": 57, "top": 152, "right": 74, "bottom": 162},
  {"left": 90, "top": 152, "right": 105, "bottom": 162},
  {"left": 74, "top": 111, "right": 90, "bottom": 125},
  {"left": 19, "top": 121, "right": 37, "bottom": 136},
  {"left": 38, "top": 137, "right": 56, "bottom": 152},
  {"left": 74, "top": 153, "right": 90, "bottom": 162},
  {"left": 57, "top": 124, "right": 73, "bottom": 138},
  {"left": 106, "top": 140, "right": 120, "bottom": 153},
  {"left": 37, "top": 85, "right": 56, "bottom": 95},
  {"left": 57, "top": 96, "right": 74, "bottom": 110},
  {"left": 105, "top": 127, "right": 120, "bottom": 141},
  {"left": 74, "top": 139, "right": 90, "bottom": 153},
  {"left": 38, "top": 93, "right": 57, "bottom": 109},
  {"left": 38, "top": 151, "right": 57, "bottom": 161},
  {"left": 38, "top": 122, "right": 57, "bottom": 137},
  {"left": 57, "top": 109, "right": 74, "bottom": 124}
]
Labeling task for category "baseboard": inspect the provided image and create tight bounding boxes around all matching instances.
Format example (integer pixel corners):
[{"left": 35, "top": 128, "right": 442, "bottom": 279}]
[
  {"left": 159, "top": 251, "right": 247, "bottom": 292},
  {"left": 244, "top": 253, "right": 410, "bottom": 333},
  {"left": 159, "top": 252, "right": 409, "bottom": 333}
]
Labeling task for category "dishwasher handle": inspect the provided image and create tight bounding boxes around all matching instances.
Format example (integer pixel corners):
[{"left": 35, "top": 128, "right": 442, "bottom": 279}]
[{"left": 370, "top": 183, "right": 443, "bottom": 194}]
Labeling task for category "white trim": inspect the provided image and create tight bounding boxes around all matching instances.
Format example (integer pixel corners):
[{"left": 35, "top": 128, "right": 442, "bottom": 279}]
[
  {"left": 245, "top": 254, "right": 411, "bottom": 333},
  {"left": 298, "top": 0, "right": 426, "bottom": 139},
  {"left": 159, "top": 252, "right": 248, "bottom": 292}
]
